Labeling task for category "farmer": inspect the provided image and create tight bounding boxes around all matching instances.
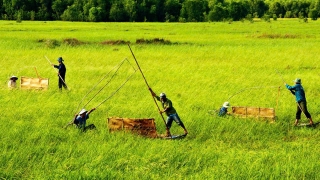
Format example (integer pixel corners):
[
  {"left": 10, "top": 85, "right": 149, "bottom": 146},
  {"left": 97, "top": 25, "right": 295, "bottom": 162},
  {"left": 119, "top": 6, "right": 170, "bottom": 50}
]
[
  {"left": 52, "top": 57, "right": 67, "bottom": 90},
  {"left": 8, "top": 76, "right": 18, "bottom": 88},
  {"left": 149, "top": 88, "right": 188, "bottom": 136},
  {"left": 218, "top": 102, "right": 230, "bottom": 117},
  {"left": 285, "top": 78, "right": 314, "bottom": 126},
  {"left": 73, "top": 108, "right": 96, "bottom": 131}
]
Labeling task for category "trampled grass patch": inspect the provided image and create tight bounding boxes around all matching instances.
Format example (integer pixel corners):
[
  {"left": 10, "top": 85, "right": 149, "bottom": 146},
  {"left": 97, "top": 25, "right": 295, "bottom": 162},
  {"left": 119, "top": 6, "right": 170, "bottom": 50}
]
[
  {"left": 1, "top": 20, "right": 320, "bottom": 179},
  {"left": 256, "top": 33, "right": 301, "bottom": 39},
  {"left": 101, "top": 40, "right": 130, "bottom": 45}
]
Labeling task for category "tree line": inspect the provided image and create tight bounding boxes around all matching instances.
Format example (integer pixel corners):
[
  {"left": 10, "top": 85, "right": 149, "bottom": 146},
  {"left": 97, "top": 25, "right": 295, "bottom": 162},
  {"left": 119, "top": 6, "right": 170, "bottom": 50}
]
[{"left": 1, "top": 0, "right": 320, "bottom": 22}]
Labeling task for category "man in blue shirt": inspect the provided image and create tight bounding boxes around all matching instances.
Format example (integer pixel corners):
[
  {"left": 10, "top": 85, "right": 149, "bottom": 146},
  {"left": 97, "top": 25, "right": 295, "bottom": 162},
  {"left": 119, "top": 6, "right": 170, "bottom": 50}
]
[
  {"left": 73, "top": 108, "right": 96, "bottom": 131},
  {"left": 218, "top": 102, "right": 230, "bottom": 116},
  {"left": 52, "top": 57, "right": 67, "bottom": 90},
  {"left": 285, "top": 78, "right": 313, "bottom": 126}
]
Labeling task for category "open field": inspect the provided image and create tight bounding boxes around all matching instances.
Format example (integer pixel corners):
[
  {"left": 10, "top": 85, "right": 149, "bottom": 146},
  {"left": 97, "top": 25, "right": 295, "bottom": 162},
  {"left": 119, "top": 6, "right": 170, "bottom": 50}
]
[{"left": 1, "top": 19, "right": 320, "bottom": 179}]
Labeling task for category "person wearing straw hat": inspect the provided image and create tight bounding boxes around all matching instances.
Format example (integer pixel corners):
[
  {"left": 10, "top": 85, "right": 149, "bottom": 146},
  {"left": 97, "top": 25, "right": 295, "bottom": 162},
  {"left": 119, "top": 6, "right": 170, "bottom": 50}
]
[
  {"left": 52, "top": 57, "right": 67, "bottom": 90},
  {"left": 285, "top": 78, "right": 314, "bottom": 126},
  {"left": 73, "top": 108, "right": 96, "bottom": 131},
  {"left": 218, "top": 102, "right": 230, "bottom": 117},
  {"left": 8, "top": 76, "right": 18, "bottom": 89},
  {"left": 150, "top": 89, "right": 188, "bottom": 136}
]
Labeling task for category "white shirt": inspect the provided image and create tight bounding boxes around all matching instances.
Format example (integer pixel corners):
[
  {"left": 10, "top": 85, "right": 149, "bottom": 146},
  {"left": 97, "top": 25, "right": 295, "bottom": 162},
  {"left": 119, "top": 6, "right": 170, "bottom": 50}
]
[{"left": 8, "top": 80, "right": 16, "bottom": 88}]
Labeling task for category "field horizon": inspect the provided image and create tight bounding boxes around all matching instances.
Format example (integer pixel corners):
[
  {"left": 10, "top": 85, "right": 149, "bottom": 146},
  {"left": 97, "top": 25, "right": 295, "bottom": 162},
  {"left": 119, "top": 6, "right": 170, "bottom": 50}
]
[{"left": 1, "top": 19, "right": 320, "bottom": 179}]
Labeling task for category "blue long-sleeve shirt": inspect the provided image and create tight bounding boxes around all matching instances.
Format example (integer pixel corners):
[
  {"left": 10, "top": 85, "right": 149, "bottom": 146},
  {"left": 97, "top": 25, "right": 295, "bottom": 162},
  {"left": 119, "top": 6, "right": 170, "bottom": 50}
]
[
  {"left": 75, "top": 114, "right": 90, "bottom": 130},
  {"left": 218, "top": 107, "right": 228, "bottom": 116},
  {"left": 285, "top": 83, "right": 306, "bottom": 102}
]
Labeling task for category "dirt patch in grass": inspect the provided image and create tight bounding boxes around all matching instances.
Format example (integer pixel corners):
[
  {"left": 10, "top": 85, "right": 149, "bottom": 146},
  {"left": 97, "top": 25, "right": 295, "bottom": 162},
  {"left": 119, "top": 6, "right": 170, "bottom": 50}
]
[
  {"left": 136, "top": 38, "right": 173, "bottom": 44},
  {"left": 101, "top": 40, "right": 130, "bottom": 45},
  {"left": 301, "top": 66, "right": 316, "bottom": 70},
  {"left": 254, "top": 33, "right": 301, "bottom": 39},
  {"left": 63, "top": 38, "right": 84, "bottom": 46},
  {"left": 38, "top": 39, "right": 60, "bottom": 48},
  {"left": 38, "top": 38, "right": 181, "bottom": 48},
  {"left": 38, "top": 38, "right": 84, "bottom": 48}
]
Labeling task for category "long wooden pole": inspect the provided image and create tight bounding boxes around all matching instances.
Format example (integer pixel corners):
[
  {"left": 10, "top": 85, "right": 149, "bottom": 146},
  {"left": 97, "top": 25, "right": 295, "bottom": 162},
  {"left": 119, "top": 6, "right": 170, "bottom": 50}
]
[{"left": 128, "top": 44, "right": 171, "bottom": 136}]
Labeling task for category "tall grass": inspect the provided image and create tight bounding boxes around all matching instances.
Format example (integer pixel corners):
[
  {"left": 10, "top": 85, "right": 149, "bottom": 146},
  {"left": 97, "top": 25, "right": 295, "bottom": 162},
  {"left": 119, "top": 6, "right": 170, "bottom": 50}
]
[{"left": 1, "top": 19, "right": 320, "bottom": 179}]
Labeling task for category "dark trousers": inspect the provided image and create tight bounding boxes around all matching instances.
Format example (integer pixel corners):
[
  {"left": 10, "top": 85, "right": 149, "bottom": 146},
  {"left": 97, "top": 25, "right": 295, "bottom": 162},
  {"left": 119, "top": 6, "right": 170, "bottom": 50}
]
[
  {"left": 84, "top": 124, "right": 96, "bottom": 131},
  {"left": 296, "top": 101, "right": 311, "bottom": 119},
  {"left": 58, "top": 75, "right": 67, "bottom": 89}
]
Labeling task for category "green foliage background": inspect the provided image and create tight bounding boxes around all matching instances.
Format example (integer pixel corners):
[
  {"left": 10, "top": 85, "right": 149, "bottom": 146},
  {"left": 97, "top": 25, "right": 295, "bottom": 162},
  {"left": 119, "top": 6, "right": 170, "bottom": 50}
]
[
  {"left": 1, "top": 19, "right": 320, "bottom": 179},
  {"left": 1, "top": 0, "right": 320, "bottom": 22}
]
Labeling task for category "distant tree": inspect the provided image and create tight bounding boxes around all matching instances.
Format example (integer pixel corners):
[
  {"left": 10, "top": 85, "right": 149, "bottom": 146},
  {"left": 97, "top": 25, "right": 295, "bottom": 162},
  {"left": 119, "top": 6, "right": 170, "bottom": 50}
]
[
  {"left": 164, "top": 0, "right": 182, "bottom": 22},
  {"left": 246, "top": 13, "right": 253, "bottom": 22},
  {"left": 208, "top": 2, "right": 227, "bottom": 21},
  {"left": 61, "top": 2, "right": 84, "bottom": 21},
  {"left": 180, "top": 0, "right": 209, "bottom": 22},
  {"left": 149, "top": 0, "right": 165, "bottom": 22},
  {"left": 272, "top": 13, "right": 277, "bottom": 20},
  {"left": 88, "top": 7, "right": 101, "bottom": 21},
  {"left": 269, "top": 1, "right": 284, "bottom": 18},
  {"left": 16, "top": 10, "right": 22, "bottom": 22},
  {"left": 52, "top": 0, "right": 69, "bottom": 20},
  {"left": 133, "top": 0, "right": 165, "bottom": 22},
  {"left": 109, "top": 2, "right": 129, "bottom": 22},
  {"left": 0, "top": 1, "right": 3, "bottom": 17},
  {"left": 133, "top": 0, "right": 145, "bottom": 22},
  {"left": 283, "top": 0, "right": 310, "bottom": 18},
  {"left": 284, "top": 10, "right": 292, "bottom": 18},
  {"left": 229, "top": 1, "right": 249, "bottom": 21},
  {"left": 309, "top": 0, "right": 320, "bottom": 20},
  {"left": 309, "top": 0, "right": 320, "bottom": 17},
  {"left": 30, "top": 10, "right": 35, "bottom": 20},
  {"left": 299, "top": 1, "right": 311, "bottom": 18},
  {"left": 123, "top": 0, "right": 137, "bottom": 22},
  {"left": 82, "top": 0, "right": 107, "bottom": 22},
  {"left": 36, "top": 0, "right": 53, "bottom": 20},
  {"left": 248, "top": 0, "right": 268, "bottom": 18},
  {"left": 3, "top": 0, "right": 15, "bottom": 19},
  {"left": 261, "top": 13, "right": 270, "bottom": 22},
  {"left": 308, "top": 9, "right": 317, "bottom": 20}
]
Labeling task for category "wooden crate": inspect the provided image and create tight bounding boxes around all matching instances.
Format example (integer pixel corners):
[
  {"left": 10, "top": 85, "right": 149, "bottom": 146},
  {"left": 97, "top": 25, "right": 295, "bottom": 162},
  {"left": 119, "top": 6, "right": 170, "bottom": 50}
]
[
  {"left": 20, "top": 76, "right": 49, "bottom": 90},
  {"left": 107, "top": 117, "right": 158, "bottom": 138},
  {"left": 231, "top": 106, "right": 276, "bottom": 120}
]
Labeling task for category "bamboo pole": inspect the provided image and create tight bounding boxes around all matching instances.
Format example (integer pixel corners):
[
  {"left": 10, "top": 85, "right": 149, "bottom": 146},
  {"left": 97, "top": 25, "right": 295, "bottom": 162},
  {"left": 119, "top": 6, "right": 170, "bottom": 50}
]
[{"left": 128, "top": 44, "right": 171, "bottom": 136}]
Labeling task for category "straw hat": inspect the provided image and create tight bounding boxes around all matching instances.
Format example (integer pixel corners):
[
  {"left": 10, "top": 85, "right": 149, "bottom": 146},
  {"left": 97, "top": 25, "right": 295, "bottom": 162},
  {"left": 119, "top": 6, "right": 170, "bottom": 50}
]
[
  {"left": 79, "top": 109, "right": 87, "bottom": 115},
  {"left": 223, "top": 102, "right": 230, "bottom": 108},
  {"left": 10, "top": 76, "right": 18, "bottom": 80}
]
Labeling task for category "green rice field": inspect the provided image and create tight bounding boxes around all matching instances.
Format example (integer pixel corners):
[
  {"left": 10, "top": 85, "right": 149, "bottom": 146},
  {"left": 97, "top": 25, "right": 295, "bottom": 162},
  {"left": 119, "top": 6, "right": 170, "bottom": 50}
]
[{"left": 1, "top": 19, "right": 320, "bottom": 179}]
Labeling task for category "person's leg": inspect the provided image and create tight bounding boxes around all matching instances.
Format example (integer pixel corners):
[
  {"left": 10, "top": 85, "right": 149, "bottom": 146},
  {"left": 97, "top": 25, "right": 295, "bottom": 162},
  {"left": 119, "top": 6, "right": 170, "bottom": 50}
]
[
  {"left": 299, "top": 101, "right": 313, "bottom": 125},
  {"left": 165, "top": 116, "right": 173, "bottom": 136},
  {"left": 295, "top": 104, "right": 302, "bottom": 125},
  {"left": 84, "top": 124, "right": 96, "bottom": 131},
  {"left": 166, "top": 116, "right": 173, "bottom": 129},
  {"left": 61, "top": 75, "right": 67, "bottom": 89},
  {"left": 58, "top": 78, "right": 62, "bottom": 90},
  {"left": 172, "top": 113, "right": 188, "bottom": 135}
]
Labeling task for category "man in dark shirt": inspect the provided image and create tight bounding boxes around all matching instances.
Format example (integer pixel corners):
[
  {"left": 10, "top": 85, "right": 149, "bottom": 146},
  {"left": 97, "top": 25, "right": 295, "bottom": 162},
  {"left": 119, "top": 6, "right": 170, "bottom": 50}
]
[{"left": 52, "top": 57, "right": 67, "bottom": 90}]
